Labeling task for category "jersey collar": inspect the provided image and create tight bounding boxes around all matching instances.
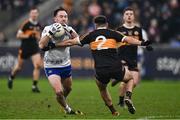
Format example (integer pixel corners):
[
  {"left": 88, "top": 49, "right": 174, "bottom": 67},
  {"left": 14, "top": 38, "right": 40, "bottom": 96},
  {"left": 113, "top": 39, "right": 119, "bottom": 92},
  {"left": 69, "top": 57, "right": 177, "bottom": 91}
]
[
  {"left": 29, "top": 18, "right": 38, "bottom": 25},
  {"left": 97, "top": 27, "right": 107, "bottom": 29},
  {"left": 123, "top": 24, "right": 135, "bottom": 29}
]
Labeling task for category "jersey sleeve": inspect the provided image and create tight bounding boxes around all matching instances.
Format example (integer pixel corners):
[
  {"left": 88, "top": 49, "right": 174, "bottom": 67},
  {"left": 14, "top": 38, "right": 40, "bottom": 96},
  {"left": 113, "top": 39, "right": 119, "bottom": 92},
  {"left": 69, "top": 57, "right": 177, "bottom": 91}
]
[
  {"left": 79, "top": 32, "right": 91, "bottom": 46},
  {"left": 41, "top": 26, "right": 50, "bottom": 39},
  {"left": 113, "top": 30, "right": 126, "bottom": 42},
  {"left": 142, "top": 29, "right": 148, "bottom": 41},
  {"left": 19, "top": 20, "right": 29, "bottom": 32}
]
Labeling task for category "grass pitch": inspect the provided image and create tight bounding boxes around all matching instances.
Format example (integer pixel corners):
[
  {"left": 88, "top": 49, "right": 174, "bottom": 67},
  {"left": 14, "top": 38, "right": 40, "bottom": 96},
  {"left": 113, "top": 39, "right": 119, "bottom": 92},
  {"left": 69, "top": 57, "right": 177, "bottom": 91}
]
[{"left": 0, "top": 77, "right": 180, "bottom": 119}]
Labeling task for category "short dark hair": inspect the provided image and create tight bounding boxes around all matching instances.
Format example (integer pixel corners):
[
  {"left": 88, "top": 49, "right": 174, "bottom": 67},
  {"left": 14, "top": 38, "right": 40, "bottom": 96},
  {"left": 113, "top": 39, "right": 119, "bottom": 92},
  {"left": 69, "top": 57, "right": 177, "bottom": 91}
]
[
  {"left": 93, "top": 15, "right": 107, "bottom": 25},
  {"left": 30, "top": 6, "right": 39, "bottom": 11},
  {"left": 123, "top": 7, "right": 135, "bottom": 15},
  {"left": 53, "top": 7, "right": 67, "bottom": 17}
]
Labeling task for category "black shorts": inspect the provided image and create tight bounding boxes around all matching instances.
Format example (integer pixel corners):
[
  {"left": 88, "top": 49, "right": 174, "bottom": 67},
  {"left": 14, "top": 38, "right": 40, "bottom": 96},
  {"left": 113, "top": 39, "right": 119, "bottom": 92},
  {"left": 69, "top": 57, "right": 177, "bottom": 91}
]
[
  {"left": 95, "top": 62, "right": 125, "bottom": 84},
  {"left": 19, "top": 47, "right": 39, "bottom": 59},
  {"left": 121, "top": 58, "right": 138, "bottom": 71}
]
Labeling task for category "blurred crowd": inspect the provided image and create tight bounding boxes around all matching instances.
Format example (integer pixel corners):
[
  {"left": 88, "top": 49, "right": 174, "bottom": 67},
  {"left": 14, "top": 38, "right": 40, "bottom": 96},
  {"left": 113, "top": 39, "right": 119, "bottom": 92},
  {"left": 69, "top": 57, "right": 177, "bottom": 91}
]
[
  {"left": 0, "top": 0, "right": 180, "bottom": 46},
  {"left": 0, "top": 0, "right": 44, "bottom": 44},
  {"left": 65, "top": 0, "right": 180, "bottom": 45}
]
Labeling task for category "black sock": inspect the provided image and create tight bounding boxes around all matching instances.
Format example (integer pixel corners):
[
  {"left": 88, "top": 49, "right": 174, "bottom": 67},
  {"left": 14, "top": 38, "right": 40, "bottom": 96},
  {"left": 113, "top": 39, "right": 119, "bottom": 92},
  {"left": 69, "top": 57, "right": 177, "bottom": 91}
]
[
  {"left": 119, "top": 96, "right": 124, "bottom": 104},
  {"left": 33, "top": 81, "right": 38, "bottom": 86},
  {"left": 126, "top": 91, "right": 132, "bottom": 99},
  {"left": 106, "top": 104, "right": 116, "bottom": 113},
  {"left": 10, "top": 74, "right": 15, "bottom": 80}
]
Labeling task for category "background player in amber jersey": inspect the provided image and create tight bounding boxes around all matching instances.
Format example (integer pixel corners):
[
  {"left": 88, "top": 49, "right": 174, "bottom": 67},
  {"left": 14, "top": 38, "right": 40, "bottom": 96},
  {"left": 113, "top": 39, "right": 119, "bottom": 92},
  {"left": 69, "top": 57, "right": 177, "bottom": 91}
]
[
  {"left": 46, "top": 15, "right": 151, "bottom": 115},
  {"left": 8, "top": 7, "right": 42, "bottom": 93},
  {"left": 113, "top": 7, "right": 152, "bottom": 107}
]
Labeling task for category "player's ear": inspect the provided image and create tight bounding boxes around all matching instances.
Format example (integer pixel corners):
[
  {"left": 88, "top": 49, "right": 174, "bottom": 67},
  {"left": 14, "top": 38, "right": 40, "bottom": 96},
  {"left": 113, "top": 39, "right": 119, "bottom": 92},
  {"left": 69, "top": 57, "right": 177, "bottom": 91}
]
[{"left": 53, "top": 17, "right": 57, "bottom": 23}]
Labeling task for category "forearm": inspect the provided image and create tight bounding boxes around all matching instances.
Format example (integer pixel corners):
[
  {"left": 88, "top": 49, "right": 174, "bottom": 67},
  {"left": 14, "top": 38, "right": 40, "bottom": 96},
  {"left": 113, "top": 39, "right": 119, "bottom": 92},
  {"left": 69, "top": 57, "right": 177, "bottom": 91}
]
[
  {"left": 16, "top": 33, "right": 29, "bottom": 39},
  {"left": 56, "top": 37, "right": 80, "bottom": 47},
  {"left": 124, "top": 36, "right": 141, "bottom": 45},
  {"left": 39, "top": 35, "right": 51, "bottom": 49}
]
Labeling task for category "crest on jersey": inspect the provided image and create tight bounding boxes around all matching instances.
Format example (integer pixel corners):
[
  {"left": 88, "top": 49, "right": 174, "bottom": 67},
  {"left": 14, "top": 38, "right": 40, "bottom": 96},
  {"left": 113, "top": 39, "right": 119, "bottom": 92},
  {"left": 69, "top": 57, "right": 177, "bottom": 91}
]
[{"left": 134, "top": 31, "right": 139, "bottom": 35}]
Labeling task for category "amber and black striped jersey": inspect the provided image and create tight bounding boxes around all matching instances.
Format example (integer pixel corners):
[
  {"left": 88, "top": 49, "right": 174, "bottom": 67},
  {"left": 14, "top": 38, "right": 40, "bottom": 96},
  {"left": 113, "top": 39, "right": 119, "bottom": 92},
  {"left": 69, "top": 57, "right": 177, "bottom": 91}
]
[
  {"left": 18, "top": 19, "right": 41, "bottom": 50},
  {"left": 80, "top": 28, "right": 126, "bottom": 69},
  {"left": 18, "top": 19, "right": 41, "bottom": 59},
  {"left": 117, "top": 25, "right": 143, "bottom": 61}
]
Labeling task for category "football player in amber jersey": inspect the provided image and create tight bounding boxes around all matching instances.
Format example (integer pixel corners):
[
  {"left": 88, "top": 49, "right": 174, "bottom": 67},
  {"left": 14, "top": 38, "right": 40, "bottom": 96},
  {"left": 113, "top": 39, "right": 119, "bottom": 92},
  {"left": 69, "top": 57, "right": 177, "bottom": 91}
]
[
  {"left": 114, "top": 7, "right": 152, "bottom": 110},
  {"left": 8, "top": 6, "right": 42, "bottom": 93}
]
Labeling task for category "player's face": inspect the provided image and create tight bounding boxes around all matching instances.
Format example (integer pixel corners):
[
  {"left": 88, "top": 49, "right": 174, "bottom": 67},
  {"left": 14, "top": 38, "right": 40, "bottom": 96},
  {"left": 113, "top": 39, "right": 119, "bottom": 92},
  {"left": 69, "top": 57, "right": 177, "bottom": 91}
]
[
  {"left": 54, "top": 10, "right": 68, "bottom": 25},
  {"left": 123, "top": 10, "right": 135, "bottom": 23},
  {"left": 29, "top": 9, "right": 39, "bottom": 21}
]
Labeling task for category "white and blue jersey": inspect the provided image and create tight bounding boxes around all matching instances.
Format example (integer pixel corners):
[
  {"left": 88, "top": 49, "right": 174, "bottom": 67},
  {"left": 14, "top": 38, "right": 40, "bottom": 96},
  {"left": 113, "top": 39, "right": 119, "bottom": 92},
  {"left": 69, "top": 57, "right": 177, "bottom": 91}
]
[{"left": 41, "top": 23, "right": 76, "bottom": 77}]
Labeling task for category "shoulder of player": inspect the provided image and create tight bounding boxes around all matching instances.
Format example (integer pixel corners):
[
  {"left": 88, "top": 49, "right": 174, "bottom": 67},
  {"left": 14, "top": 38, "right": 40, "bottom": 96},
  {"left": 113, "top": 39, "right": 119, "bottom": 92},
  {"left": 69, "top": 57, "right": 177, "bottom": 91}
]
[
  {"left": 107, "top": 29, "right": 123, "bottom": 35},
  {"left": 41, "top": 25, "right": 51, "bottom": 34},
  {"left": 43, "top": 25, "right": 51, "bottom": 30},
  {"left": 19, "top": 19, "right": 30, "bottom": 28},
  {"left": 116, "top": 25, "right": 124, "bottom": 30},
  {"left": 134, "top": 25, "right": 143, "bottom": 30}
]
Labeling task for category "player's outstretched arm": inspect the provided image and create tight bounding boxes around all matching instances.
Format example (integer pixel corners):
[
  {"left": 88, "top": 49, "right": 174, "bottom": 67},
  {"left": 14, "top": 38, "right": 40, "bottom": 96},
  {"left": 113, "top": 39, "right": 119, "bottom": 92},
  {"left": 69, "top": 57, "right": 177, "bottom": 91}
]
[
  {"left": 124, "top": 36, "right": 152, "bottom": 46},
  {"left": 56, "top": 37, "right": 80, "bottom": 47}
]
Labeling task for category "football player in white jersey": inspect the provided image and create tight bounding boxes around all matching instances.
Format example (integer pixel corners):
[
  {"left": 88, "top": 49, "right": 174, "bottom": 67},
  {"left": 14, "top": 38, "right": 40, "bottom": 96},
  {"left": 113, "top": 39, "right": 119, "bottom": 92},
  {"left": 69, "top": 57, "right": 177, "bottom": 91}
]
[{"left": 39, "top": 7, "right": 80, "bottom": 114}]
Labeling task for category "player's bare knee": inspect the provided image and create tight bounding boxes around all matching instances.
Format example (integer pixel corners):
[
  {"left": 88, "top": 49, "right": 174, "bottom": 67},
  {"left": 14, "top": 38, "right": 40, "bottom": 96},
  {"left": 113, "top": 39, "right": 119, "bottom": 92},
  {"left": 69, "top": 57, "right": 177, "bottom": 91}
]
[
  {"left": 16, "top": 65, "right": 22, "bottom": 71},
  {"left": 34, "top": 63, "right": 41, "bottom": 70},
  {"left": 123, "top": 71, "right": 133, "bottom": 83}
]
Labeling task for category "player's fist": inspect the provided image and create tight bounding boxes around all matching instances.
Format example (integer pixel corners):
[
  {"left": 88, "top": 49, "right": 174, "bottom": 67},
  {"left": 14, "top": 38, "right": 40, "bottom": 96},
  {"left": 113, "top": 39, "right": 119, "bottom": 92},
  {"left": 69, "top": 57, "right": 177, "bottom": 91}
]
[
  {"left": 141, "top": 40, "right": 152, "bottom": 46},
  {"left": 146, "top": 45, "right": 154, "bottom": 51},
  {"left": 49, "top": 23, "right": 62, "bottom": 35}
]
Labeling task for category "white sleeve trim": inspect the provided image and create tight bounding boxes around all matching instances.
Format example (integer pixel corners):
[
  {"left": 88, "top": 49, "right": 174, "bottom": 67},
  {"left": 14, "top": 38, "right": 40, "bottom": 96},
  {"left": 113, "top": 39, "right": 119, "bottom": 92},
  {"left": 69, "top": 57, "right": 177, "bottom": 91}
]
[
  {"left": 17, "top": 30, "right": 23, "bottom": 34},
  {"left": 142, "top": 29, "right": 148, "bottom": 41},
  {"left": 122, "top": 36, "right": 127, "bottom": 42}
]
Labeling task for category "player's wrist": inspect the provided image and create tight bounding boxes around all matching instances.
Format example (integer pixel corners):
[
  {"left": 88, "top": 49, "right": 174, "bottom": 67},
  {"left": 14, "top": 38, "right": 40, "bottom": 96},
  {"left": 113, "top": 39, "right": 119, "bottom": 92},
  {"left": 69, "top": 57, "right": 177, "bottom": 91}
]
[
  {"left": 46, "top": 32, "right": 53, "bottom": 38},
  {"left": 140, "top": 40, "right": 152, "bottom": 46}
]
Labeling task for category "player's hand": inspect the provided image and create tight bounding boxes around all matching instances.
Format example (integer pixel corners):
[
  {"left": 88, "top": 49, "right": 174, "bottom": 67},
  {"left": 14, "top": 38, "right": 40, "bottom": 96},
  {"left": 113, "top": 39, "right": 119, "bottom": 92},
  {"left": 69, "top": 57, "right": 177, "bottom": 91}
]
[
  {"left": 62, "top": 24, "right": 73, "bottom": 34},
  {"left": 49, "top": 23, "right": 62, "bottom": 35},
  {"left": 29, "top": 33, "right": 36, "bottom": 39},
  {"left": 141, "top": 40, "right": 152, "bottom": 46},
  {"left": 30, "top": 31, "right": 40, "bottom": 40},
  {"left": 146, "top": 45, "right": 154, "bottom": 51},
  {"left": 41, "top": 41, "right": 56, "bottom": 51}
]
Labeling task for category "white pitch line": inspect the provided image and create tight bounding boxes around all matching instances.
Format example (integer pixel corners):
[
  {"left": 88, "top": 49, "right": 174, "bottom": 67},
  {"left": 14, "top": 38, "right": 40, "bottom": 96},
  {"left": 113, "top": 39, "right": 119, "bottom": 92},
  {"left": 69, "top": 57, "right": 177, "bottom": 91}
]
[{"left": 137, "top": 115, "right": 180, "bottom": 120}]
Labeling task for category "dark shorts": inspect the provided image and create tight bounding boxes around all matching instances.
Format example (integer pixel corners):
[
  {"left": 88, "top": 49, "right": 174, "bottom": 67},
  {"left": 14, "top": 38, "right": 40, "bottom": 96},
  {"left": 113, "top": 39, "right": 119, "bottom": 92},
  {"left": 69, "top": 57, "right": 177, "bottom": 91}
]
[
  {"left": 95, "top": 62, "right": 125, "bottom": 84},
  {"left": 44, "top": 65, "right": 72, "bottom": 79},
  {"left": 121, "top": 58, "right": 138, "bottom": 71},
  {"left": 19, "top": 47, "right": 39, "bottom": 59}
]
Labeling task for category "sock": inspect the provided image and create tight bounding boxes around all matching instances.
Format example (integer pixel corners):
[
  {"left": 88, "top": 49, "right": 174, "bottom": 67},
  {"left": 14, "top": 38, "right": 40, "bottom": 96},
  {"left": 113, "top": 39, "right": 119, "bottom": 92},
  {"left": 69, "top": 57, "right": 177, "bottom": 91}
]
[
  {"left": 65, "top": 105, "right": 72, "bottom": 113},
  {"left": 33, "top": 80, "right": 38, "bottom": 86},
  {"left": 10, "top": 74, "right": 15, "bottom": 80},
  {"left": 106, "top": 104, "right": 116, "bottom": 113},
  {"left": 126, "top": 91, "right": 132, "bottom": 99},
  {"left": 119, "top": 96, "right": 124, "bottom": 104}
]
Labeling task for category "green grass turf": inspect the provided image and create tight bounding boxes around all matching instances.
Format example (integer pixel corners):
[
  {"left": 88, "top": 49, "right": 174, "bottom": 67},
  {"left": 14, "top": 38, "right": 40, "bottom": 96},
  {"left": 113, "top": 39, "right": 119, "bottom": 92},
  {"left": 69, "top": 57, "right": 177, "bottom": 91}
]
[{"left": 0, "top": 77, "right": 180, "bottom": 119}]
